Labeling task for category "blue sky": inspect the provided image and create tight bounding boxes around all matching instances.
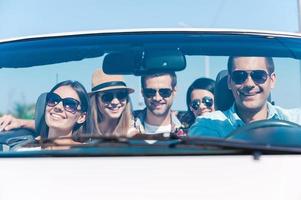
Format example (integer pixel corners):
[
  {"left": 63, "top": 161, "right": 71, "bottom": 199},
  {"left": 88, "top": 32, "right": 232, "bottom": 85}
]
[
  {"left": 0, "top": 0, "right": 300, "bottom": 113},
  {"left": 0, "top": 0, "right": 299, "bottom": 39}
]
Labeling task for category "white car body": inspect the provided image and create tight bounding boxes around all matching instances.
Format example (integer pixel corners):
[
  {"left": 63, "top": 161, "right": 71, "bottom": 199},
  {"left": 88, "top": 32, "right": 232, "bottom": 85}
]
[
  {"left": 1, "top": 28, "right": 301, "bottom": 200},
  {"left": 1, "top": 155, "right": 301, "bottom": 200}
]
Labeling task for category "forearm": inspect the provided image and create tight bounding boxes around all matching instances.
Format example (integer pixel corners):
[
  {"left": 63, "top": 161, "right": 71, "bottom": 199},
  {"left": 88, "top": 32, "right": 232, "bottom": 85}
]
[
  {"left": 18, "top": 119, "right": 35, "bottom": 130},
  {"left": 0, "top": 115, "right": 35, "bottom": 131}
]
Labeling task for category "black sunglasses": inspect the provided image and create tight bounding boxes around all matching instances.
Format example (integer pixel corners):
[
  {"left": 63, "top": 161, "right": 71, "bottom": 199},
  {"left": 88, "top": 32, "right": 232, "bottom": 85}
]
[
  {"left": 143, "top": 88, "right": 173, "bottom": 98},
  {"left": 99, "top": 90, "right": 128, "bottom": 103},
  {"left": 46, "top": 92, "right": 81, "bottom": 114},
  {"left": 231, "top": 70, "right": 269, "bottom": 85},
  {"left": 190, "top": 96, "right": 213, "bottom": 110}
]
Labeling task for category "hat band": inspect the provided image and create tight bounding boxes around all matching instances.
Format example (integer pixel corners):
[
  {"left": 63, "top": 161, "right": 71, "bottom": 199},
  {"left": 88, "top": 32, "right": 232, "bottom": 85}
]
[{"left": 92, "top": 81, "right": 127, "bottom": 92}]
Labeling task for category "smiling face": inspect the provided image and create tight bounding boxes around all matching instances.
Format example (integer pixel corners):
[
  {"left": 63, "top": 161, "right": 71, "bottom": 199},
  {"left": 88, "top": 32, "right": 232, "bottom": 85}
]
[
  {"left": 142, "top": 74, "right": 176, "bottom": 117},
  {"left": 96, "top": 89, "right": 128, "bottom": 120},
  {"left": 228, "top": 57, "right": 276, "bottom": 113},
  {"left": 45, "top": 85, "right": 86, "bottom": 135},
  {"left": 190, "top": 89, "right": 215, "bottom": 117}
]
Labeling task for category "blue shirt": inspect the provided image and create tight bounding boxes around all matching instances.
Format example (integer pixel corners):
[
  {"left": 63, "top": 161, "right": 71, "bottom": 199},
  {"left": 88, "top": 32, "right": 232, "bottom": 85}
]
[{"left": 188, "top": 102, "right": 300, "bottom": 138}]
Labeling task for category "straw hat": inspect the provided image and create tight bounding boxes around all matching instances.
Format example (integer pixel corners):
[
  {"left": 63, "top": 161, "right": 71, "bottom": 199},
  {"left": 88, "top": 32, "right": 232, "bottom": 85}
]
[{"left": 89, "top": 68, "right": 134, "bottom": 94}]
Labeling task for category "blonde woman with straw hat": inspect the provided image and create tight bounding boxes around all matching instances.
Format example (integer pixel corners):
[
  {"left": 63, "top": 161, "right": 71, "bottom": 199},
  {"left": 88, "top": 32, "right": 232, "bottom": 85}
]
[{"left": 89, "top": 69, "right": 138, "bottom": 137}]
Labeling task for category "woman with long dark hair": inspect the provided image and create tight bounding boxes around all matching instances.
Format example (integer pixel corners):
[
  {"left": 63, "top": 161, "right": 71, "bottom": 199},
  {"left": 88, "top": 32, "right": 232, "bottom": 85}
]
[
  {"left": 179, "top": 77, "right": 215, "bottom": 128},
  {"left": 40, "top": 80, "right": 90, "bottom": 139},
  {"left": 0, "top": 80, "right": 90, "bottom": 147}
]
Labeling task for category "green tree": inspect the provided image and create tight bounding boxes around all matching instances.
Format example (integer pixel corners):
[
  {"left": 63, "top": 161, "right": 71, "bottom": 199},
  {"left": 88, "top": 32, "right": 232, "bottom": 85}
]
[{"left": 11, "top": 102, "right": 35, "bottom": 119}]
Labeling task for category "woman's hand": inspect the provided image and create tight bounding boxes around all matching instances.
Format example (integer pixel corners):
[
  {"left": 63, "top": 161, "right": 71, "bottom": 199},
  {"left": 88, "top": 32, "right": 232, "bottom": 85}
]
[{"left": 0, "top": 115, "right": 35, "bottom": 131}]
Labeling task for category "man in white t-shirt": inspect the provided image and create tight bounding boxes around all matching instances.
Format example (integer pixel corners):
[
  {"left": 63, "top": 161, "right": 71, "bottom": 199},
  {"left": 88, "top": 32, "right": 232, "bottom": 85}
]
[{"left": 134, "top": 72, "right": 184, "bottom": 137}]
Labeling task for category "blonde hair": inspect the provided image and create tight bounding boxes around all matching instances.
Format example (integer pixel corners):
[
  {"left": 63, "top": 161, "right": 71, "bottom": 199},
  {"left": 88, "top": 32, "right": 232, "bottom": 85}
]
[{"left": 90, "top": 94, "right": 135, "bottom": 137}]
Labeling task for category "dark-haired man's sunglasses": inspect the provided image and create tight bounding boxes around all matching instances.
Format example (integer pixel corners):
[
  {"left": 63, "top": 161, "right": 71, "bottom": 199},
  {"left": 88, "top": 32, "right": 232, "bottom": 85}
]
[
  {"left": 143, "top": 88, "right": 173, "bottom": 98},
  {"left": 231, "top": 70, "right": 269, "bottom": 85},
  {"left": 99, "top": 90, "right": 128, "bottom": 103},
  {"left": 190, "top": 96, "right": 213, "bottom": 110},
  {"left": 46, "top": 92, "right": 81, "bottom": 114}
]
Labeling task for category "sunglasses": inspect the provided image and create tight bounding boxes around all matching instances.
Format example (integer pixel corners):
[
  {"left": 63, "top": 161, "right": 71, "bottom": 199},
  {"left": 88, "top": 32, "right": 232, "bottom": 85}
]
[
  {"left": 46, "top": 92, "right": 81, "bottom": 114},
  {"left": 98, "top": 90, "right": 128, "bottom": 103},
  {"left": 143, "top": 88, "right": 173, "bottom": 98},
  {"left": 190, "top": 96, "right": 213, "bottom": 110},
  {"left": 231, "top": 70, "right": 269, "bottom": 85}
]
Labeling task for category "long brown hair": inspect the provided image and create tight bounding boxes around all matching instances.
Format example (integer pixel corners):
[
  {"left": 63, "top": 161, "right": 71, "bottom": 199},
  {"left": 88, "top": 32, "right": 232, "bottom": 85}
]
[
  {"left": 90, "top": 93, "right": 135, "bottom": 137},
  {"left": 40, "top": 80, "right": 91, "bottom": 139}
]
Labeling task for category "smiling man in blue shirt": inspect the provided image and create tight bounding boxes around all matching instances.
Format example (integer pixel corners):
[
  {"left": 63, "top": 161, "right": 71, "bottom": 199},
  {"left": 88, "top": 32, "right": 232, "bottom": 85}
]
[{"left": 188, "top": 56, "right": 297, "bottom": 138}]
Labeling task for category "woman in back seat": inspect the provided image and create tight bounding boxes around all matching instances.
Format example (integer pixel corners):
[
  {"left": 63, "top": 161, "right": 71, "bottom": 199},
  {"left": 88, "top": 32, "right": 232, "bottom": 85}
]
[{"left": 179, "top": 77, "right": 215, "bottom": 128}]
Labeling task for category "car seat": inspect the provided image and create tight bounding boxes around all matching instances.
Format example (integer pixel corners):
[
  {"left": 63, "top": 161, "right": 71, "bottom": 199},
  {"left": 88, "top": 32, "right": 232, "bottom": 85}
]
[
  {"left": 34, "top": 92, "right": 48, "bottom": 138},
  {"left": 214, "top": 70, "right": 234, "bottom": 111}
]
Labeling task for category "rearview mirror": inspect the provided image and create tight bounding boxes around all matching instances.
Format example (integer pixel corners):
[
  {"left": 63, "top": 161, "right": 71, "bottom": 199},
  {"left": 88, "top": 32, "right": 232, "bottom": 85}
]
[{"left": 103, "top": 49, "right": 186, "bottom": 75}]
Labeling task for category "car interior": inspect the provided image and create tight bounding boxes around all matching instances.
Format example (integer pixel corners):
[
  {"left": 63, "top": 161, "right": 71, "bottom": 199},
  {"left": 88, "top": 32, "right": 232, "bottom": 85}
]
[{"left": 1, "top": 32, "right": 301, "bottom": 153}]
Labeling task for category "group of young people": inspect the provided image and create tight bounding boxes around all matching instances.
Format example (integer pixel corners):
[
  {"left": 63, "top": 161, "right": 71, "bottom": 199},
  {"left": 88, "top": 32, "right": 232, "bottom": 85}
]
[
  {"left": 1, "top": 55, "right": 295, "bottom": 148},
  {"left": 0, "top": 67, "right": 216, "bottom": 146}
]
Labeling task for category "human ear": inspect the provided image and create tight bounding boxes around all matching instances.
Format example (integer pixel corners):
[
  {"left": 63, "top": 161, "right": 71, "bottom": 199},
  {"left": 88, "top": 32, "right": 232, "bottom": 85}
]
[
  {"left": 77, "top": 112, "right": 87, "bottom": 124},
  {"left": 227, "top": 75, "right": 232, "bottom": 90},
  {"left": 172, "top": 87, "right": 177, "bottom": 96},
  {"left": 269, "top": 72, "right": 276, "bottom": 89}
]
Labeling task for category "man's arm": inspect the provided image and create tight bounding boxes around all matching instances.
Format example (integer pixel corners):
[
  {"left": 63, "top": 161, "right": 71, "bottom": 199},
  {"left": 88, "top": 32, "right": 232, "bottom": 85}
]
[
  {"left": 0, "top": 115, "right": 35, "bottom": 132},
  {"left": 188, "top": 111, "right": 233, "bottom": 138},
  {"left": 188, "top": 118, "right": 222, "bottom": 138}
]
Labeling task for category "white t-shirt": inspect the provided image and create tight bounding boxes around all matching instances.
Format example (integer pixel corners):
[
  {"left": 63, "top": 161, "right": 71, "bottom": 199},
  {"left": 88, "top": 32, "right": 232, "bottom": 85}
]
[
  {"left": 144, "top": 122, "right": 171, "bottom": 144},
  {"left": 144, "top": 122, "right": 171, "bottom": 135}
]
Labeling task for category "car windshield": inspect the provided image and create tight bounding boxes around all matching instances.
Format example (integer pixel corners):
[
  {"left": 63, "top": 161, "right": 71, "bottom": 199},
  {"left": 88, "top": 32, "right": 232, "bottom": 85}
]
[{"left": 1, "top": 29, "right": 301, "bottom": 156}]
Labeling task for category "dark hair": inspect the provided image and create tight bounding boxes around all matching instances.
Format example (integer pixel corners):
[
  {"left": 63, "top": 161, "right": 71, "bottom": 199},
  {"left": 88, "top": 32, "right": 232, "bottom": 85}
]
[
  {"left": 186, "top": 78, "right": 215, "bottom": 109},
  {"left": 179, "top": 77, "right": 215, "bottom": 128},
  {"left": 40, "top": 80, "right": 91, "bottom": 139},
  {"left": 141, "top": 71, "right": 177, "bottom": 89},
  {"left": 227, "top": 56, "right": 275, "bottom": 74}
]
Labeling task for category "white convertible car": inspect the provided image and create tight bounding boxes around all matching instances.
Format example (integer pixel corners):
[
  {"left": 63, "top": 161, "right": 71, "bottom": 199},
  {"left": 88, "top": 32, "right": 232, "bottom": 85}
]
[{"left": 0, "top": 28, "right": 301, "bottom": 200}]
